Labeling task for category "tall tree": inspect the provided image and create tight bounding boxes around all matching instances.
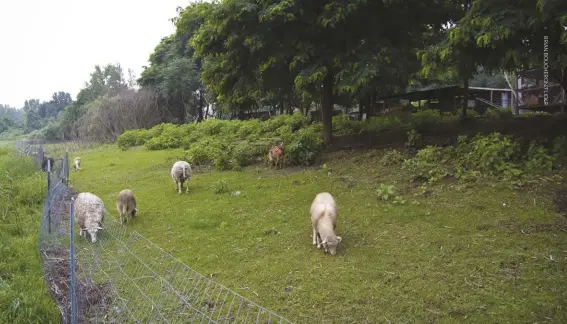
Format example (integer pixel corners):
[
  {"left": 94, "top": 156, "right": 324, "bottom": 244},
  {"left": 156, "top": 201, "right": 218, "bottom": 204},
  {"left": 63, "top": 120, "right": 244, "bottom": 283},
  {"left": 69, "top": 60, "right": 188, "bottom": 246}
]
[
  {"left": 418, "top": 0, "right": 499, "bottom": 120},
  {"left": 193, "top": 0, "right": 450, "bottom": 144}
]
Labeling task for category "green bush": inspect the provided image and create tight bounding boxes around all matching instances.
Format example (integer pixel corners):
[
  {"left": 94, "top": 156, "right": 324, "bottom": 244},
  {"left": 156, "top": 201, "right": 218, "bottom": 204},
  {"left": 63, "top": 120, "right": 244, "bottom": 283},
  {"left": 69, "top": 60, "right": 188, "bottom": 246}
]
[
  {"left": 285, "top": 125, "right": 323, "bottom": 166},
  {"left": 332, "top": 114, "right": 360, "bottom": 136},
  {"left": 402, "top": 146, "right": 453, "bottom": 182},
  {"left": 401, "top": 132, "right": 557, "bottom": 186},
  {"left": 145, "top": 124, "right": 185, "bottom": 150},
  {"left": 484, "top": 107, "right": 513, "bottom": 120},
  {"left": 117, "top": 129, "right": 153, "bottom": 150},
  {"left": 361, "top": 115, "right": 405, "bottom": 134},
  {"left": 409, "top": 109, "right": 442, "bottom": 132},
  {"left": 379, "top": 149, "right": 408, "bottom": 166},
  {"left": 405, "top": 129, "right": 422, "bottom": 148}
]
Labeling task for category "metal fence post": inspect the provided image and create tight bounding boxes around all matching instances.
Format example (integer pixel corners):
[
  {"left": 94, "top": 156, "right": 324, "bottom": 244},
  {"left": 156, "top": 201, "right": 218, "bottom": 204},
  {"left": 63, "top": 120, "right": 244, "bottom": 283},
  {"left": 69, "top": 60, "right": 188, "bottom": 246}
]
[
  {"left": 69, "top": 201, "right": 77, "bottom": 324},
  {"left": 66, "top": 152, "right": 70, "bottom": 187}
]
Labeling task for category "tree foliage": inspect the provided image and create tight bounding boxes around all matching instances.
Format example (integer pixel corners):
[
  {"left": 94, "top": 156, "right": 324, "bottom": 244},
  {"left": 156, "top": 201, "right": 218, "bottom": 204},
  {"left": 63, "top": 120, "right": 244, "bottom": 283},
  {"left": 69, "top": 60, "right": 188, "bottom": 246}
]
[{"left": 458, "top": 0, "right": 567, "bottom": 91}]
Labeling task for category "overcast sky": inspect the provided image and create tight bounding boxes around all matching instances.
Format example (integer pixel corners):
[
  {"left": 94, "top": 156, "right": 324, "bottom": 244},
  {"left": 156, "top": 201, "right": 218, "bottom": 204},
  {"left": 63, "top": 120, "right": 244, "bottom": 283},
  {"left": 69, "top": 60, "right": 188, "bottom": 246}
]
[{"left": 0, "top": 0, "right": 191, "bottom": 108}]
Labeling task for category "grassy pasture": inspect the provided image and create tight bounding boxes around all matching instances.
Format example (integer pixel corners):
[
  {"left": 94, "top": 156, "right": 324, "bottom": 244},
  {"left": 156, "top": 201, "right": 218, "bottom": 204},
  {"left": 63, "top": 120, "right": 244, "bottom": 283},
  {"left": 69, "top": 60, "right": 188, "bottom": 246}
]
[{"left": 67, "top": 144, "right": 567, "bottom": 323}]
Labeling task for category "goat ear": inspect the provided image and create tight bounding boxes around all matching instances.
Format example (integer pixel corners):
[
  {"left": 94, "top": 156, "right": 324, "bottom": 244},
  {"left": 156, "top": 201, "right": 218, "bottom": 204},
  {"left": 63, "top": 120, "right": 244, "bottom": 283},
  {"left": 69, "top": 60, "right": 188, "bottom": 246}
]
[
  {"left": 96, "top": 226, "right": 104, "bottom": 230},
  {"left": 336, "top": 236, "right": 342, "bottom": 243},
  {"left": 321, "top": 239, "right": 327, "bottom": 245}
]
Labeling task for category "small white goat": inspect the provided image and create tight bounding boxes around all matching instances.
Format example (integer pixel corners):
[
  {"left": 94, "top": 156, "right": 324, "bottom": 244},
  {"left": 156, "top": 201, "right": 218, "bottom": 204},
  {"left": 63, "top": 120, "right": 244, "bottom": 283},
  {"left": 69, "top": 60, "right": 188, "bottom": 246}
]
[
  {"left": 72, "top": 192, "right": 105, "bottom": 243},
  {"left": 170, "top": 161, "right": 192, "bottom": 194},
  {"left": 73, "top": 157, "right": 81, "bottom": 172},
  {"left": 116, "top": 189, "right": 138, "bottom": 224},
  {"left": 310, "top": 192, "right": 342, "bottom": 255}
]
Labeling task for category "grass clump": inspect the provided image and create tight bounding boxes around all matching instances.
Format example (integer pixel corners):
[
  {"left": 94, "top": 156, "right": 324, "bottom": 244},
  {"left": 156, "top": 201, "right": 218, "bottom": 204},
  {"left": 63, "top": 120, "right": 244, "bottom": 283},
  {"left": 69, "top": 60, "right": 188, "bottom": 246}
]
[{"left": 0, "top": 149, "right": 60, "bottom": 323}]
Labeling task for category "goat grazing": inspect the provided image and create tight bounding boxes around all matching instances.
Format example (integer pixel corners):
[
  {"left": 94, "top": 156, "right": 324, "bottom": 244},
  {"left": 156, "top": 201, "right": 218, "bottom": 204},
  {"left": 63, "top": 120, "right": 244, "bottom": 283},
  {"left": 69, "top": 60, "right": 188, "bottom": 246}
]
[
  {"left": 116, "top": 189, "right": 138, "bottom": 224},
  {"left": 170, "top": 161, "right": 192, "bottom": 194},
  {"left": 310, "top": 192, "right": 342, "bottom": 255},
  {"left": 73, "top": 157, "right": 81, "bottom": 172}
]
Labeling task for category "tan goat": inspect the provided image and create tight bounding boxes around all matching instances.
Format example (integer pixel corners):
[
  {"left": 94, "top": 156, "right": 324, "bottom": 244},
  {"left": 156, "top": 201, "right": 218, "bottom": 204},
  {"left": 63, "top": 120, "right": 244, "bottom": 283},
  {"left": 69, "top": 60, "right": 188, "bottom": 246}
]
[
  {"left": 116, "top": 189, "right": 138, "bottom": 224},
  {"left": 268, "top": 142, "right": 285, "bottom": 169}
]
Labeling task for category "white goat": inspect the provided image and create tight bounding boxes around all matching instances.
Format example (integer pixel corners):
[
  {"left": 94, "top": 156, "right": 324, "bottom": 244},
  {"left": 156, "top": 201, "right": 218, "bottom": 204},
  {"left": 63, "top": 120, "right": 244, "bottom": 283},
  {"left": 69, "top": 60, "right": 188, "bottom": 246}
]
[
  {"left": 73, "top": 157, "right": 81, "bottom": 172},
  {"left": 72, "top": 192, "right": 105, "bottom": 243},
  {"left": 170, "top": 161, "right": 192, "bottom": 194},
  {"left": 310, "top": 192, "right": 342, "bottom": 255},
  {"left": 116, "top": 189, "right": 138, "bottom": 224}
]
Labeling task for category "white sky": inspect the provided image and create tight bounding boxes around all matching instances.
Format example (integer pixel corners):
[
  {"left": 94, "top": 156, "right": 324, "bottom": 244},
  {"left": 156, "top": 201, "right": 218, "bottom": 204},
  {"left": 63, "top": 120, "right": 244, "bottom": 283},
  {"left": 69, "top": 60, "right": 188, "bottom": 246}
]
[{"left": 0, "top": 0, "right": 192, "bottom": 108}]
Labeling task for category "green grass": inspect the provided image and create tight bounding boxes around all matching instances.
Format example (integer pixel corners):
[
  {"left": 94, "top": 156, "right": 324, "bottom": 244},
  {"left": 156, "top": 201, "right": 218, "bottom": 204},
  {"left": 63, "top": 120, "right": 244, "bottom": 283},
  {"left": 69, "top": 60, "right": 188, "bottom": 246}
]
[
  {"left": 0, "top": 149, "right": 60, "bottom": 323},
  {"left": 68, "top": 144, "right": 567, "bottom": 323}
]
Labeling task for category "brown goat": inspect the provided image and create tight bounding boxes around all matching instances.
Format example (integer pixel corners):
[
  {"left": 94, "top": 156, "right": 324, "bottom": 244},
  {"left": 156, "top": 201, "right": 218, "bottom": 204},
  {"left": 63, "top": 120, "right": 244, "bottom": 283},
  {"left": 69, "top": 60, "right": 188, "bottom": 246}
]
[{"left": 268, "top": 143, "right": 285, "bottom": 169}]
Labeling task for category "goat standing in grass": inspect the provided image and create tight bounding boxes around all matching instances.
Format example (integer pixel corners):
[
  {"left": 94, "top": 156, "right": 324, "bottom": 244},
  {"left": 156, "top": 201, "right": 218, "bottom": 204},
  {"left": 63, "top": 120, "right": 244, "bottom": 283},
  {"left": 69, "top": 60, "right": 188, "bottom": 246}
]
[
  {"left": 116, "top": 189, "right": 138, "bottom": 224},
  {"left": 170, "top": 161, "right": 192, "bottom": 194},
  {"left": 268, "top": 142, "right": 285, "bottom": 169},
  {"left": 73, "top": 157, "right": 81, "bottom": 172},
  {"left": 310, "top": 192, "right": 342, "bottom": 255}
]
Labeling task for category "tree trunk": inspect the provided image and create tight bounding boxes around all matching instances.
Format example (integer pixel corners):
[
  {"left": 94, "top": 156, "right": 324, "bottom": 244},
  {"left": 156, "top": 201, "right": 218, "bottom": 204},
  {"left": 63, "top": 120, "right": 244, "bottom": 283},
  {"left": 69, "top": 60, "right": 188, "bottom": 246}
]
[
  {"left": 462, "top": 76, "right": 469, "bottom": 120},
  {"left": 238, "top": 109, "right": 245, "bottom": 120},
  {"left": 560, "top": 66, "right": 566, "bottom": 114},
  {"left": 367, "top": 90, "right": 377, "bottom": 118},
  {"left": 280, "top": 99, "right": 285, "bottom": 115},
  {"left": 321, "top": 71, "right": 335, "bottom": 146},
  {"left": 197, "top": 90, "right": 204, "bottom": 122},
  {"left": 358, "top": 96, "right": 365, "bottom": 121}
]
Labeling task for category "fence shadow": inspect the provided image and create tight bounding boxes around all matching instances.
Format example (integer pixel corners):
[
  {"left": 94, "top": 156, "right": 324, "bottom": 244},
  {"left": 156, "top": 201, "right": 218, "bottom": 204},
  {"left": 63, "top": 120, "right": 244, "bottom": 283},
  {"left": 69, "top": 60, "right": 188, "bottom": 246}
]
[{"left": 16, "top": 140, "right": 294, "bottom": 324}]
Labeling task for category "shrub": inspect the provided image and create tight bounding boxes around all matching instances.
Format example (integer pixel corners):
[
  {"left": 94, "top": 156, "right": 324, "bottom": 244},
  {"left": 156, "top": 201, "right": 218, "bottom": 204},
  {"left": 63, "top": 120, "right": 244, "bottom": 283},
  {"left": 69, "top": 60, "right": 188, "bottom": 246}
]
[
  {"left": 285, "top": 125, "right": 323, "bottom": 166},
  {"left": 361, "top": 115, "right": 404, "bottom": 134},
  {"left": 212, "top": 180, "right": 230, "bottom": 194},
  {"left": 117, "top": 129, "right": 153, "bottom": 150},
  {"left": 379, "top": 149, "right": 408, "bottom": 166},
  {"left": 410, "top": 109, "right": 442, "bottom": 132},
  {"left": 405, "top": 129, "right": 422, "bottom": 148},
  {"left": 455, "top": 133, "right": 522, "bottom": 179},
  {"left": 332, "top": 114, "right": 360, "bottom": 136},
  {"left": 401, "top": 132, "right": 557, "bottom": 187},
  {"left": 524, "top": 141, "right": 554, "bottom": 173},
  {"left": 485, "top": 107, "right": 513, "bottom": 120},
  {"left": 261, "top": 112, "right": 309, "bottom": 133},
  {"left": 145, "top": 124, "right": 185, "bottom": 150},
  {"left": 402, "top": 146, "right": 453, "bottom": 182}
]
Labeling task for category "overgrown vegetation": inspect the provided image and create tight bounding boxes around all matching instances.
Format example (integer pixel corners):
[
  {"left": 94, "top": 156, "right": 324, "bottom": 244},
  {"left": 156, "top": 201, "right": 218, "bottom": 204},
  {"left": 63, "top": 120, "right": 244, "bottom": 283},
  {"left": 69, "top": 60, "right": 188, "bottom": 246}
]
[
  {"left": 401, "top": 132, "right": 566, "bottom": 188},
  {"left": 0, "top": 148, "right": 60, "bottom": 322},
  {"left": 117, "top": 112, "right": 323, "bottom": 170}
]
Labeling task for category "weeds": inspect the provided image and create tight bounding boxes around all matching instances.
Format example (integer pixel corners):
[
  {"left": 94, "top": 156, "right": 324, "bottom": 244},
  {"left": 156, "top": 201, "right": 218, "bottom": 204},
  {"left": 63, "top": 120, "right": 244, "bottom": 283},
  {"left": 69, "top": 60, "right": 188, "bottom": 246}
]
[
  {"left": 0, "top": 149, "right": 60, "bottom": 322},
  {"left": 212, "top": 180, "right": 230, "bottom": 194}
]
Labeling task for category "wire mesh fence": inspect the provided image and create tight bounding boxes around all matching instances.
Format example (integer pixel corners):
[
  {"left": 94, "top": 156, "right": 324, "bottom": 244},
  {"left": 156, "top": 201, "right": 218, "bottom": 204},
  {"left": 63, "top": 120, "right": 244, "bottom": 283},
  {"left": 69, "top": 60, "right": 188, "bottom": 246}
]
[{"left": 16, "top": 140, "right": 294, "bottom": 324}]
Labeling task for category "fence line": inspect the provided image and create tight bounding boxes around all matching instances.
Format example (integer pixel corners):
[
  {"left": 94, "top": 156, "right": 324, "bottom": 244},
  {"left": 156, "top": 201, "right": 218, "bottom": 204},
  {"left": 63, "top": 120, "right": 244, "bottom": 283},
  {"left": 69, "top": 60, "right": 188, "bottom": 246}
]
[{"left": 15, "top": 140, "right": 294, "bottom": 324}]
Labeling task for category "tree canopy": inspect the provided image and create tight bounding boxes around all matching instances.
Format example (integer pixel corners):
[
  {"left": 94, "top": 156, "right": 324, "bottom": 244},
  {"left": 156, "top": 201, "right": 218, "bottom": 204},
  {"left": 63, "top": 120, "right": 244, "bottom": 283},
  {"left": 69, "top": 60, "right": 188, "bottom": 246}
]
[{"left": 7, "top": 0, "right": 565, "bottom": 143}]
